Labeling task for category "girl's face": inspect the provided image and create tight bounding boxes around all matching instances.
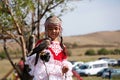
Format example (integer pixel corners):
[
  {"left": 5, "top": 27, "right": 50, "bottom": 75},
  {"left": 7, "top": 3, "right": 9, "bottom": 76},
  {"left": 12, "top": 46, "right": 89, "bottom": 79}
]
[{"left": 46, "top": 24, "right": 61, "bottom": 40}]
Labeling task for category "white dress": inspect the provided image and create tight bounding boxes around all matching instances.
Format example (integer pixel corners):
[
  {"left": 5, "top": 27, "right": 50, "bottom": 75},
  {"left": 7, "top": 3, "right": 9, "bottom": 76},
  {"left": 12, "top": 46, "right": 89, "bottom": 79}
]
[{"left": 25, "top": 41, "right": 73, "bottom": 80}]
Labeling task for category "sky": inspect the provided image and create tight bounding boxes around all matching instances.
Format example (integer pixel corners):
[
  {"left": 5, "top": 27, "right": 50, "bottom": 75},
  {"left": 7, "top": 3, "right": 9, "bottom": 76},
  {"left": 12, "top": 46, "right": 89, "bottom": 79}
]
[{"left": 60, "top": 0, "right": 120, "bottom": 36}]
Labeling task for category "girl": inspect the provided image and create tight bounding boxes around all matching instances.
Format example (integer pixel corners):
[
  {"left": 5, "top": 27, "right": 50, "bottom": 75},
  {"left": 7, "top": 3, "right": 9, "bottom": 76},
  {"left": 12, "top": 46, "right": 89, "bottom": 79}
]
[{"left": 25, "top": 15, "right": 73, "bottom": 80}]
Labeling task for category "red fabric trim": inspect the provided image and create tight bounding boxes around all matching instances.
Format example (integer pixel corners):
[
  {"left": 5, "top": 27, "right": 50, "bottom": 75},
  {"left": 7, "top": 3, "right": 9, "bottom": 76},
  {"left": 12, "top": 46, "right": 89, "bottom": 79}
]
[
  {"left": 35, "top": 39, "right": 67, "bottom": 62},
  {"left": 49, "top": 48, "right": 67, "bottom": 62}
]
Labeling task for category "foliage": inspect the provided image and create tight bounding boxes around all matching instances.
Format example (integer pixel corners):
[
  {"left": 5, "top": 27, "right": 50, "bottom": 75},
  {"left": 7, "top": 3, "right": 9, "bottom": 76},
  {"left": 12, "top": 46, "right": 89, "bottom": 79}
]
[
  {"left": 97, "top": 48, "right": 109, "bottom": 55},
  {"left": 85, "top": 48, "right": 120, "bottom": 56},
  {"left": 97, "top": 48, "right": 120, "bottom": 55},
  {"left": 113, "top": 49, "right": 120, "bottom": 55},
  {"left": 85, "top": 49, "right": 96, "bottom": 56},
  {"left": 0, "top": 50, "right": 6, "bottom": 59},
  {"left": 64, "top": 42, "right": 79, "bottom": 48},
  {"left": 72, "top": 42, "right": 79, "bottom": 48}
]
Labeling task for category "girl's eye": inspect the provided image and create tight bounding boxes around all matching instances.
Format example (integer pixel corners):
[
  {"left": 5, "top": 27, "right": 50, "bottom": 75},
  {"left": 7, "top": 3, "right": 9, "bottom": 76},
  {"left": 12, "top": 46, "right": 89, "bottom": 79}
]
[
  {"left": 48, "top": 27, "right": 59, "bottom": 30},
  {"left": 48, "top": 28, "right": 53, "bottom": 30},
  {"left": 48, "top": 28, "right": 55, "bottom": 31}
]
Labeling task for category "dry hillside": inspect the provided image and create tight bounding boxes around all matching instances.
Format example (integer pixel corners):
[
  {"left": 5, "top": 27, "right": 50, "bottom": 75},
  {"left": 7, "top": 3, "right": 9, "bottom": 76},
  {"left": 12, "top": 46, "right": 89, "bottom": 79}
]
[
  {"left": 0, "top": 30, "right": 120, "bottom": 50},
  {"left": 63, "top": 30, "right": 120, "bottom": 46}
]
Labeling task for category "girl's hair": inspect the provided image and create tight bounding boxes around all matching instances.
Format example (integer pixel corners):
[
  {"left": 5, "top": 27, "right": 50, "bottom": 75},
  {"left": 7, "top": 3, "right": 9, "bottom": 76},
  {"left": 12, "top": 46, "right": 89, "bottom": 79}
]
[{"left": 60, "top": 36, "right": 67, "bottom": 56}]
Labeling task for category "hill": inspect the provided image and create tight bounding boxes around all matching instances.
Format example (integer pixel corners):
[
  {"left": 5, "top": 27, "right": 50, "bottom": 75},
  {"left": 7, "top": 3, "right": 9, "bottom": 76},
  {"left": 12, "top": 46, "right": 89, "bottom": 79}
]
[
  {"left": 63, "top": 30, "right": 120, "bottom": 47},
  {"left": 0, "top": 30, "right": 120, "bottom": 51}
]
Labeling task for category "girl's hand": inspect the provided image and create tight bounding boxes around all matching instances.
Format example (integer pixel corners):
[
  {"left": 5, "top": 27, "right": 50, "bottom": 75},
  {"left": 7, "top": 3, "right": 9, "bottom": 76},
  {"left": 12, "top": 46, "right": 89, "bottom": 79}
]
[{"left": 62, "top": 66, "right": 69, "bottom": 74}]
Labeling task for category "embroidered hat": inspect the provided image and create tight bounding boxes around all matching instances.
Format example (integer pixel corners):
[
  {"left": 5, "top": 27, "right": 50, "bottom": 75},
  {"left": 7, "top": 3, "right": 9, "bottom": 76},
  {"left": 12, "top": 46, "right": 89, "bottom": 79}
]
[{"left": 44, "top": 15, "right": 62, "bottom": 28}]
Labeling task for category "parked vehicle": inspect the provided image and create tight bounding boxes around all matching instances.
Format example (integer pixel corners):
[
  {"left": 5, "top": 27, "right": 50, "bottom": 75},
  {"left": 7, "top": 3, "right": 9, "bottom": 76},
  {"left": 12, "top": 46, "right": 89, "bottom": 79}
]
[
  {"left": 98, "top": 57, "right": 109, "bottom": 60},
  {"left": 97, "top": 68, "right": 112, "bottom": 76},
  {"left": 102, "top": 69, "right": 120, "bottom": 79},
  {"left": 103, "top": 59, "right": 118, "bottom": 66},
  {"left": 117, "top": 59, "right": 120, "bottom": 66},
  {"left": 72, "top": 62, "right": 84, "bottom": 72},
  {"left": 72, "top": 61, "right": 84, "bottom": 69},
  {"left": 76, "top": 60, "right": 108, "bottom": 76}
]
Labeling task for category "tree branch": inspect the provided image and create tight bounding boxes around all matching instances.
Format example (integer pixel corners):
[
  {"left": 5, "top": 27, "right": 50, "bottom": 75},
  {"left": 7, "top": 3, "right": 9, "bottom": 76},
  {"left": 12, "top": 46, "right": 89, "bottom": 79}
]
[
  {"left": 3, "top": 0, "right": 27, "bottom": 61},
  {"left": 48, "top": 0, "right": 64, "bottom": 11},
  {"left": 3, "top": 39, "right": 22, "bottom": 79}
]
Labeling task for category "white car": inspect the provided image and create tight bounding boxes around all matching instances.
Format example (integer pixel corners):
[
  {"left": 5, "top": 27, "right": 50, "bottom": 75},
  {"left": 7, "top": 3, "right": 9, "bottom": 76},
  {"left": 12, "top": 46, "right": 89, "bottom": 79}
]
[
  {"left": 72, "top": 61, "right": 84, "bottom": 70},
  {"left": 76, "top": 60, "right": 108, "bottom": 76},
  {"left": 103, "top": 59, "right": 118, "bottom": 66}
]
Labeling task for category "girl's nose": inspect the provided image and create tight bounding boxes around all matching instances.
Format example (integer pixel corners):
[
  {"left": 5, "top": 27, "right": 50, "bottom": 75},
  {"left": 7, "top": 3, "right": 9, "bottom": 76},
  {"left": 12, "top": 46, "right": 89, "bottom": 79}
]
[{"left": 52, "top": 29, "right": 56, "bottom": 32}]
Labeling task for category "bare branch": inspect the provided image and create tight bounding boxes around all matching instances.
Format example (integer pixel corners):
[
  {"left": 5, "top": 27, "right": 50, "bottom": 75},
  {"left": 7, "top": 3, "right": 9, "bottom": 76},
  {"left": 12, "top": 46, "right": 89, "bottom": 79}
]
[
  {"left": 48, "top": 0, "right": 64, "bottom": 11},
  {"left": 3, "top": 39, "right": 22, "bottom": 79}
]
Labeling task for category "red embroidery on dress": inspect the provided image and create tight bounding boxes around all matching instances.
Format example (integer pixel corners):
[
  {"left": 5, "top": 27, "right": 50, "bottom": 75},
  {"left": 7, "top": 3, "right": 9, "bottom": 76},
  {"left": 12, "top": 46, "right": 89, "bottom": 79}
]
[{"left": 49, "top": 42, "right": 62, "bottom": 56}]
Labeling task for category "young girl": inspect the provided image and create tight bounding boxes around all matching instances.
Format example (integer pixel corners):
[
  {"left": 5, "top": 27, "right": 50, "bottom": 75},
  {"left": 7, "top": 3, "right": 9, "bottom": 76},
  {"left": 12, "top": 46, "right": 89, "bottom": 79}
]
[{"left": 25, "top": 15, "right": 73, "bottom": 80}]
